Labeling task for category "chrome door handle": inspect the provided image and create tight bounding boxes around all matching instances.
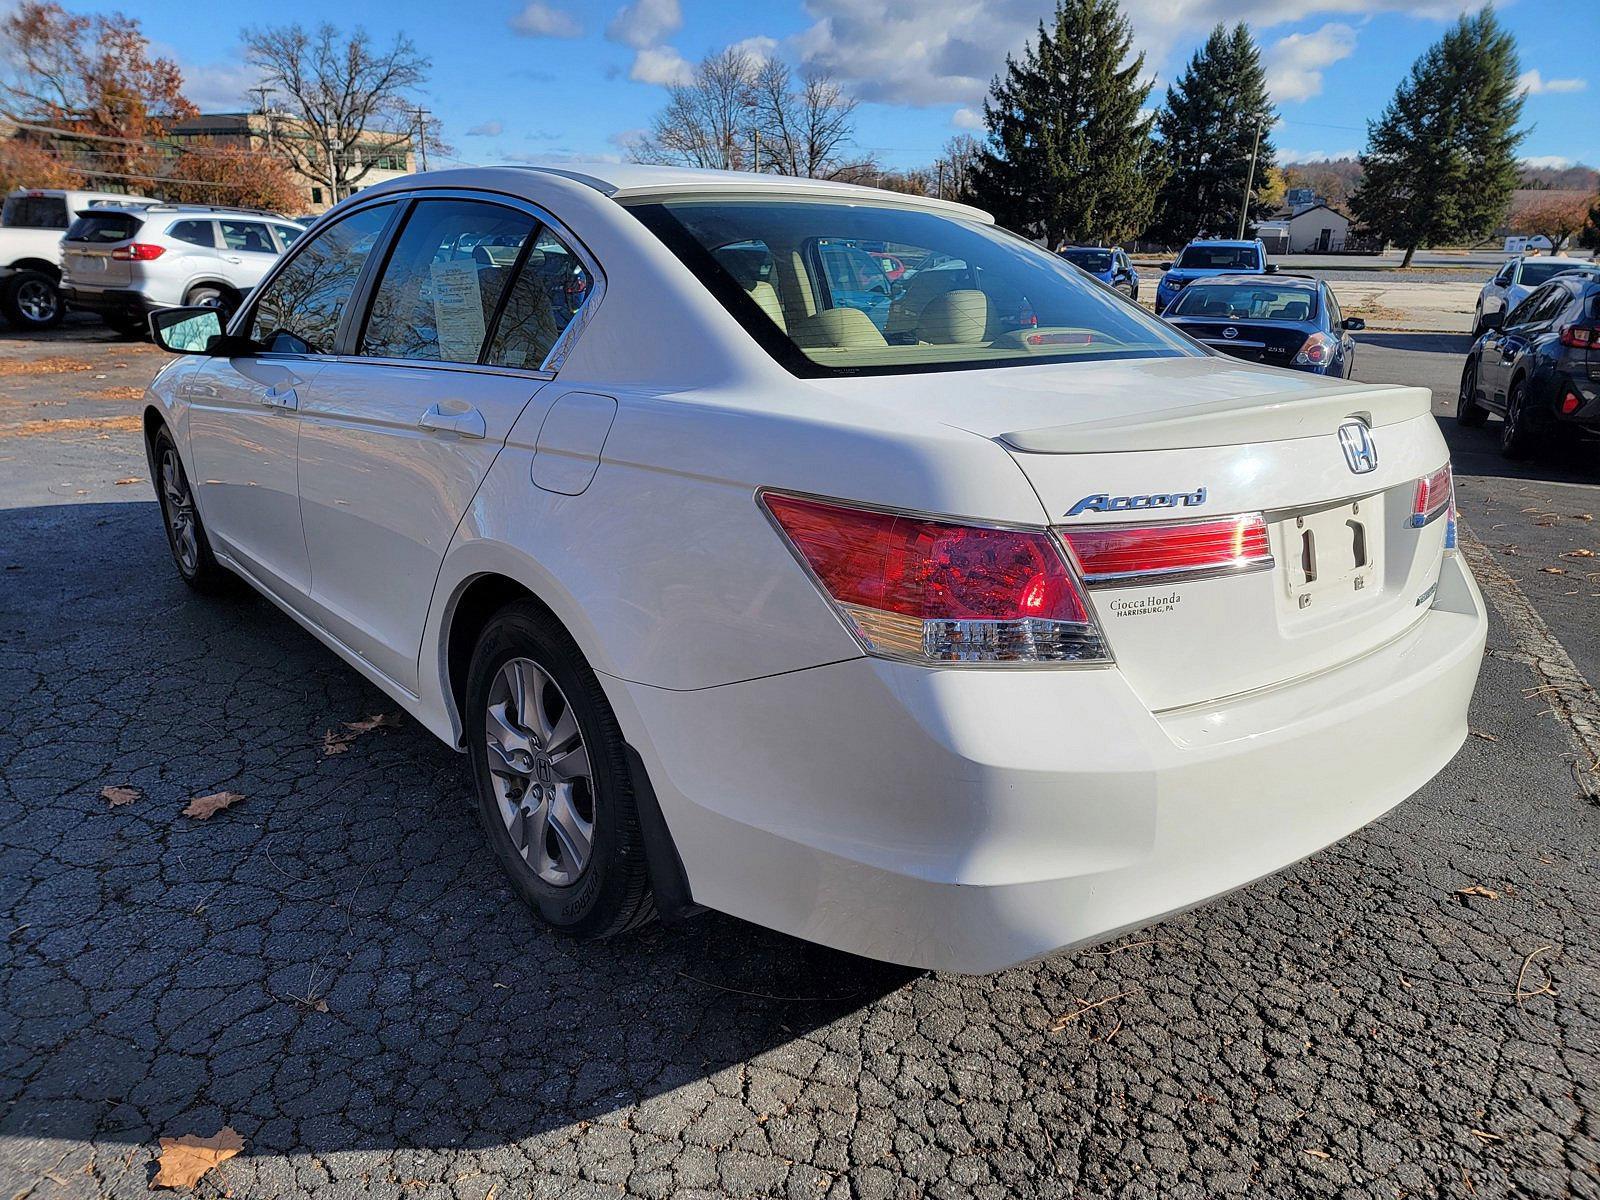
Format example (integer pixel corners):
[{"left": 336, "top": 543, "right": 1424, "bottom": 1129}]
[
  {"left": 260, "top": 385, "right": 298, "bottom": 411},
  {"left": 225, "top": 256, "right": 243, "bottom": 264},
  {"left": 418, "top": 403, "right": 486, "bottom": 439},
  {"left": 180, "top": 381, "right": 218, "bottom": 399}
]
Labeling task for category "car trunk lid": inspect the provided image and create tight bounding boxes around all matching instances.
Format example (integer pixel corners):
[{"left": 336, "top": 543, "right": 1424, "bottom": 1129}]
[
  {"left": 1165, "top": 316, "right": 1311, "bottom": 369},
  {"left": 62, "top": 209, "right": 144, "bottom": 288}
]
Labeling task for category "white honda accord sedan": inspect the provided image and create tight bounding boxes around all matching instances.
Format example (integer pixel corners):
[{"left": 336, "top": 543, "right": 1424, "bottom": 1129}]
[{"left": 140, "top": 164, "right": 1487, "bottom": 973}]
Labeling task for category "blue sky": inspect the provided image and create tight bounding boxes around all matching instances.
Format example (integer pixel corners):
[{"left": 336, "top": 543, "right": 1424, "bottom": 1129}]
[{"left": 129, "top": 0, "right": 1596, "bottom": 172}]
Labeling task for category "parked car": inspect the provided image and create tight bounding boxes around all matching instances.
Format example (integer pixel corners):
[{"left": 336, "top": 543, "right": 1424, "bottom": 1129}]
[
  {"left": 1154, "top": 238, "right": 1275, "bottom": 312},
  {"left": 1473, "top": 255, "right": 1600, "bottom": 335},
  {"left": 0, "top": 187, "right": 157, "bottom": 331},
  {"left": 60, "top": 203, "right": 305, "bottom": 334},
  {"left": 1161, "top": 274, "right": 1364, "bottom": 377},
  {"left": 138, "top": 165, "right": 1486, "bottom": 973},
  {"left": 1057, "top": 245, "right": 1139, "bottom": 299},
  {"left": 1458, "top": 272, "right": 1600, "bottom": 458}
]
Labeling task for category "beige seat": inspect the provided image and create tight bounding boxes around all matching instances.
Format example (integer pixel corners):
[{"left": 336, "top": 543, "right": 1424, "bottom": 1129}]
[
  {"left": 789, "top": 307, "right": 887, "bottom": 350},
  {"left": 746, "top": 280, "right": 787, "bottom": 333},
  {"left": 915, "top": 289, "right": 990, "bottom": 344},
  {"left": 884, "top": 268, "right": 966, "bottom": 340}
]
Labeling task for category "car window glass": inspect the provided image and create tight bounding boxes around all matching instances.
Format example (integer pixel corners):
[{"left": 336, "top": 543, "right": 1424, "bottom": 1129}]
[
  {"left": 1494, "top": 265, "right": 1514, "bottom": 285},
  {"left": 274, "top": 225, "right": 305, "bottom": 248},
  {"left": 1176, "top": 245, "right": 1260, "bottom": 270},
  {"left": 482, "top": 227, "right": 593, "bottom": 370},
  {"left": 360, "top": 199, "right": 541, "bottom": 364},
  {"left": 1520, "top": 260, "right": 1579, "bottom": 288},
  {"left": 248, "top": 202, "right": 394, "bottom": 354},
  {"left": 168, "top": 220, "right": 216, "bottom": 248},
  {"left": 3, "top": 195, "right": 69, "bottom": 228},
  {"left": 1167, "top": 283, "right": 1317, "bottom": 320},
  {"left": 65, "top": 211, "right": 142, "bottom": 243},
  {"left": 220, "top": 221, "right": 276, "bottom": 253},
  {"left": 1323, "top": 287, "right": 1342, "bottom": 327}
]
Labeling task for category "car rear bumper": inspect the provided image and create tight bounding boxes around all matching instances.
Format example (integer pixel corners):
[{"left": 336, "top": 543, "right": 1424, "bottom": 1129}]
[
  {"left": 61, "top": 284, "right": 157, "bottom": 317},
  {"left": 615, "top": 551, "right": 1487, "bottom": 973}
]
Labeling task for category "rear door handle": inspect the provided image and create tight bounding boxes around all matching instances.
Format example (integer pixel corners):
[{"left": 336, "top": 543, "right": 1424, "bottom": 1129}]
[
  {"left": 418, "top": 403, "right": 486, "bottom": 439},
  {"left": 260, "top": 385, "right": 297, "bottom": 412}
]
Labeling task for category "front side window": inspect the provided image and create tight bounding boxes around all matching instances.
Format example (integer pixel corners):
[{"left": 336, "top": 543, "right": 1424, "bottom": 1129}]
[
  {"left": 168, "top": 220, "right": 216, "bottom": 248},
  {"left": 1176, "top": 245, "right": 1262, "bottom": 271},
  {"left": 628, "top": 198, "right": 1196, "bottom": 376},
  {"left": 359, "top": 199, "right": 542, "bottom": 364},
  {"left": 1504, "top": 284, "right": 1556, "bottom": 329},
  {"left": 274, "top": 224, "right": 305, "bottom": 248},
  {"left": 248, "top": 202, "right": 395, "bottom": 354},
  {"left": 3, "top": 194, "right": 69, "bottom": 228},
  {"left": 220, "top": 221, "right": 276, "bottom": 253},
  {"left": 1168, "top": 282, "right": 1318, "bottom": 321}
]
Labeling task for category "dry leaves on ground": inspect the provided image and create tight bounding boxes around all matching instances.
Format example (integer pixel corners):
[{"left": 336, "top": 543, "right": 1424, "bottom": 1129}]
[
  {"left": 114, "top": 476, "right": 143, "bottom": 485},
  {"left": 100, "top": 785, "right": 142, "bottom": 807},
  {"left": 1457, "top": 884, "right": 1500, "bottom": 900},
  {"left": 1541, "top": 567, "right": 1568, "bottom": 575},
  {"left": 152, "top": 1126, "right": 245, "bottom": 1189},
  {"left": 89, "top": 386, "right": 145, "bottom": 401},
  {"left": 322, "top": 712, "right": 402, "bottom": 756},
  {"left": 182, "top": 791, "right": 245, "bottom": 820},
  {"left": 1, "top": 415, "right": 143, "bottom": 439},
  {"left": 1562, "top": 549, "right": 1596, "bottom": 559},
  {"left": 0, "top": 356, "right": 95, "bottom": 377}
]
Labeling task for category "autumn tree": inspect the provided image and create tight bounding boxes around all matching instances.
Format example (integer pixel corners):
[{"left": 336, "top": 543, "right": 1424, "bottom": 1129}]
[
  {"left": 1581, "top": 197, "right": 1600, "bottom": 253},
  {"left": 0, "top": 2, "right": 193, "bottom": 188},
  {"left": 243, "top": 23, "right": 434, "bottom": 203},
  {"left": 163, "top": 140, "right": 301, "bottom": 212},
  {"left": 0, "top": 137, "right": 84, "bottom": 191},
  {"left": 1515, "top": 192, "right": 1594, "bottom": 254}
]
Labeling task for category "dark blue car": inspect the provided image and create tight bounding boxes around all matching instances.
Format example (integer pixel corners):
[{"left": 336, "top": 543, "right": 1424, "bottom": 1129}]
[
  {"left": 1161, "top": 274, "right": 1364, "bottom": 377},
  {"left": 1057, "top": 246, "right": 1139, "bottom": 299}
]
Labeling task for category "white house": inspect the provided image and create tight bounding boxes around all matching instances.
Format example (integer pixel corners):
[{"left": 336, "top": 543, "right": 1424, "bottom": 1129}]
[{"left": 1281, "top": 203, "right": 1352, "bottom": 253}]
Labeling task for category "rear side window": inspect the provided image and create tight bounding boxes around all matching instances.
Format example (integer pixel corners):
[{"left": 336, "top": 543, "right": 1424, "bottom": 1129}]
[
  {"left": 65, "top": 211, "right": 142, "bottom": 243},
  {"left": 219, "top": 221, "right": 276, "bottom": 253},
  {"left": 274, "top": 224, "right": 305, "bottom": 248},
  {"left": 168, "top": 220, "right": 216, "bottom": 248},
  {"left": 3, "top": 194, "right": 68, "bottom": 228},
  {"left": 248, "top": 202, "right": 395, "bottom": 354}
]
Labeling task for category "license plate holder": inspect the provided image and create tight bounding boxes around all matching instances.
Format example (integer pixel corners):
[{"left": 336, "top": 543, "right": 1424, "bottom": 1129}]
[{"left": 1281, "top": 498, "right": 1378, "bottom": 607}]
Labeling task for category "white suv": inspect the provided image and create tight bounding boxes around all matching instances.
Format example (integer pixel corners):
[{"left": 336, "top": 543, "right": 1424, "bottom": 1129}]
[
  {"left": 0, "top": 187, "right": 157, "bottom": 331},
  {"left": 60, "top": 203, "right": 305, "bottom": 334}
]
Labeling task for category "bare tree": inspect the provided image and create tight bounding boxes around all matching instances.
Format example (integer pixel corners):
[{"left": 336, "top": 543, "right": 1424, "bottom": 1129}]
[
  {"left": 749, "top": 59, "right": 860, "bottom": 179},
  {"left": 931, "top": 134, "right": 983, "bottom": 202},
  {"left": 630, "top": 48, "right": 757, "bottom": 170},
  {"left": 242, "top": 23, "right": 438, "bottom": 201}
]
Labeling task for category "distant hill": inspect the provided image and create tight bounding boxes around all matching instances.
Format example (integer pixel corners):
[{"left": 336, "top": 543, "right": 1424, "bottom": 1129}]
[
  {"left": 1277, "top": 158, "right": 1596, "bottom": 214},
  {"left": 1516, "top": 163, "right": 1599, "bottom": 192}
]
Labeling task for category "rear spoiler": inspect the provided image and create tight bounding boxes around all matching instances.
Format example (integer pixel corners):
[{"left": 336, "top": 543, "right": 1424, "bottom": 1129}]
[{"left": 999, "top": 384, "right": 1432, "bottom": 454}]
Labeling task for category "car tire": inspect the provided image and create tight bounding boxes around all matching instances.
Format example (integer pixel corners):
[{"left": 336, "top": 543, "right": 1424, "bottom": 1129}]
[
  {"left": 1471, "top": 306, "right": 1486, "bottom": 338},
  {"left": 465, "top": 601, "right": 655, "bottom": 940},
  {"left": 151, "top": 424, "right": 234, "bottom": 593},
  {"left": 104, "top": 311, "right": 147, "bottom": 339},
  {"left": 0, "top": 270, "right": 65, "bottom": 331},
  {"left": 184, "top": 285, "right": 237, "bottom": 324},
  {"left": 1457, "top": 360, "right": 1487, "bottom": 428},
  {"left": 1500, "top": 376, "right": 1540, "bottom": 459}
]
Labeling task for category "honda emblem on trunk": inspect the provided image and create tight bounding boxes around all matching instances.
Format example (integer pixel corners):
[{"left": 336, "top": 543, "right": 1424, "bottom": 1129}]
[{"left": 1338, "top": 421, "right": 1378, "bottom": 474}]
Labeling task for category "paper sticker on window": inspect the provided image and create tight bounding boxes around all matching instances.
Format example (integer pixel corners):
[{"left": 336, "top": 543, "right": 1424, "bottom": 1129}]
[{"left": 429, "top": 259, "right": 487, "bottom": 362}]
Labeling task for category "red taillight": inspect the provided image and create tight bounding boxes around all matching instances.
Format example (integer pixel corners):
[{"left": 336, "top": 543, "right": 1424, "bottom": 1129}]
[
  {"left": 1561, "top": 390, "right": 1583, "bottom": 415},
  {"left": 1559, "top": 323, "right": 1599, "bottom": 349},
  {"left": 110, "top": 243, "right": 164, "bottom": 261},
  {"left": 760, "top": 492, "right": 1107, "bottom": 664},
  {"left": 1061, "top": 514, "right": 1273, "bottom": 586},
  {"left": 1411, "top": 462, "right": 1452, "bottom": 528},
  {"left": 1292, "top": 331, "right": 1336, "bottom": 367}
]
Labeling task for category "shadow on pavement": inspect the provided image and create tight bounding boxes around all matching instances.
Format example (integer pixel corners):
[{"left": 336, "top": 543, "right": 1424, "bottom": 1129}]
[{"left": 0, "top": 500, "right": 915, "bottom": 1163}]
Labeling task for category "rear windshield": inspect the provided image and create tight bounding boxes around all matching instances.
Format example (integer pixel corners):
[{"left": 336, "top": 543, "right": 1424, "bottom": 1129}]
[
  {"left": 1176, "top": 245, "right": 1262, "bottom": 271},
  {"left": 1059, "top": 248, "right": 1113, "bottom": 272},
  {"left": 1168, "top": 282, "right": 1319, "bottom": 321},
  {"left": 2, "top": 194, "right": 68, "bottom": 229},
  {"left": 625, "top": 198, "right": 1196, "bottom": 377},
  {"left": 1521, "top": 260, "right": 1593, "bottom": 286},
  {"left": 65, "top": 211, "right": 142, "bottom": 244}
]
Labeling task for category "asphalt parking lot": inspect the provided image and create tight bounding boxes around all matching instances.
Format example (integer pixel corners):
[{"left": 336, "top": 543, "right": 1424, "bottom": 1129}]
[{"left": 3, "top": 321, "right": 1599, "bottom": 1199}]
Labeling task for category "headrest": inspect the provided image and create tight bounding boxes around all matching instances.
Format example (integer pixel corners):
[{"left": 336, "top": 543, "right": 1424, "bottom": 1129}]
[{"left": 916, "top": 289, "right": 989, "bottom": 344}]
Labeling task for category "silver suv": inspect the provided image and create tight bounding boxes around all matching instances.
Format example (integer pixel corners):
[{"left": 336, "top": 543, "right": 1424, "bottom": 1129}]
[{"left": 60, "top": 203, "right": 305, "bottom": 333}]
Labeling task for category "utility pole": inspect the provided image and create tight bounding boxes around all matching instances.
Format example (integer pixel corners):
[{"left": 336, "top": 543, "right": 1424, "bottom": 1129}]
[
  {"left": 1237, "top": 120, "right": 1263, "bottom": 240},
  {"left": 412, "top": 106, "right": 431, "bottom": 172},
  {"left": 751, "top": 130, "right": 760, "bottom": 173},
  {"left": 936, "top": 162, "right": 945, "bottom": 201}
]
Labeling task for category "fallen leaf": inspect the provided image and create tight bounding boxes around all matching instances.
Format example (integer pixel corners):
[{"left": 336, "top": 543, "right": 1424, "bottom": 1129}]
[
  {"left": 321, "top": 712, "right": 401, "bottom": 756},
  {"left": 1541, "top": 567, "right": 1568, "bottom": 575},
  {"left": 1457, "top": 885, "right": 1499, "bottom": 900},
  {"left": 1469, "top": 729, "right": 1499, "bottom": 743},
  {"left": 182, "top": 791, "right": 245, "bottom": 820},
  {"left": 1562, "top": 549, "right": 1596, "bottom": 558},
  {"left": 113, "top": 476, "right": 143, "bottom": 486},
  {"left": 100, "top": 785, "right": 142, "bottom": 807},
  {"left": 1573, "top": 513, "right": 1594, "bottom": 522},
  {"left": 1468, "top": 1129, "right": 1504, "bottom": 1143},
  {"left": 1304, "top": 1148, "right": 1332, "bottom": 1160},
  {"left": 152, "top": 1126, "right": 244, "bottom": 1189}
]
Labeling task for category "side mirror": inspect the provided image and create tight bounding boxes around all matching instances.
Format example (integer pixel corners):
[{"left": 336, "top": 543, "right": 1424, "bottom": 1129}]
[
  {"left": 1264, "top": 264, "right": 1279, "bottom": 275},
  {"left": 149, "top": 306, "right": 225, "bottom": 355},
  {"left": 1159, "top": 261, "right": 1173, "bottom": 271},
  {"left": 1341, "top": 317, "right": 1365, "bottom": 331},
  {"left": 1481, "top": 310, "right": 1504, "bottom": 332}
]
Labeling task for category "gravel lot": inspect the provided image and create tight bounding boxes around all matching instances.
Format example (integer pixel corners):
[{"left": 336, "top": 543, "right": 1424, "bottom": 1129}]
[{"left": 2, "top": 322, "right": 1599, "bottom": 1199}]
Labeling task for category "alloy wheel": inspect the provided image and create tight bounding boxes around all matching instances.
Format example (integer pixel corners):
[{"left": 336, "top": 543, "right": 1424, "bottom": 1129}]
[
  {"left": 16, "top": 278, "right": 58, "bottom": 323},
  {"left": 159, "top": 447, "right": 199, "bottom": 573},
  {"left": 483, "top": 656, "right": 595, "bottom": 887}
]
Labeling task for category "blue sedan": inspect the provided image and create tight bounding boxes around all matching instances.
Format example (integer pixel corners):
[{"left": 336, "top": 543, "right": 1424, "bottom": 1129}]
[
  {"left": 1057, "top": 246, "right": 1139, "bottom": 300},
  {"left": 1160, "top": 275, "right": 1364, "bottom": 377}
]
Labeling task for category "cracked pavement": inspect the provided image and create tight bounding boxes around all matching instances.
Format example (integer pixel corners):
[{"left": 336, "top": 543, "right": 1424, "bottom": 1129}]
[{"left": 2, "top": 326, "right": 1600, "bottom": 1198}]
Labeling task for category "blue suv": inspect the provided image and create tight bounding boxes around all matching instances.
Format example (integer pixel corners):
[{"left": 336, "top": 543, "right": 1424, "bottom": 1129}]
[
  {"left": 1057, "top": 245, "right": 1139, "bottom": 299},
  {"left": 1155, "top": 239, "right": 1274, "bottom": 313}
]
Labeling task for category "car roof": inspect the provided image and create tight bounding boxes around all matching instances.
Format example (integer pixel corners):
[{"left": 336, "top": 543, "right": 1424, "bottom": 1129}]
[
  {"left": 1183, "top": 239, "right": 1260, "bottom": 248},
  {"left": 1517, "top": 256, "right": 1594, "bottom": 267},
  {"left": 1185, "top": 273, "right": 1316, "bottom": 287}
]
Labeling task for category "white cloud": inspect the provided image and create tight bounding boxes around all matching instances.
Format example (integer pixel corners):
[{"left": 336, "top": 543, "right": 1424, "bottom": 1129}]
[
  {"left": 1265, "top": 23, "right": 1357, "bottom": 103},
  {"left": 1518, "top": 69, "right": 1587, "bottom": 96},
  {"left": 629, "top": 45, "right": 695, "bottom": 86},
  {"left": 609, "top": 127, "right": 648, "bottom": 149},
  {"left": 951, "top": 106, "right": 984, "bottom": 130},
  {"left": 607, "top": 0, "right": 683, "bottom": 50},
  {"left": 1520, "top": 154, "right": 1576, "bottom": 169},
  {"left": 169, "top": 55, "right": 265, "bottom": 113},
  {"left": 509, "top": 2, "right": 582, "bottom": 38},
  {"left": 729, "top": 35, "right": 779, "bottom": 64},
  {"left": 466, "top": 120, "right": 504, "bottom": 137},
  {"left": 1278, "top": 147, "right": 1360, "bottom": 162},
  {"left": 788, "top": 0, "right": 1467, "bottom": 108}
]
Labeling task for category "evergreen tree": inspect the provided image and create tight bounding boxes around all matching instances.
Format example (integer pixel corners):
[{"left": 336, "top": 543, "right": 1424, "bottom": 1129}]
[
  {"left": 1351, "top": 7, "right": 1524, "bottom": 267},
  {"left": 1150, "top": 23, "right": 1276, "bottom": 246},
  {"left": 969, "top": 0, "right": 1160, "bottom": 247}
]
